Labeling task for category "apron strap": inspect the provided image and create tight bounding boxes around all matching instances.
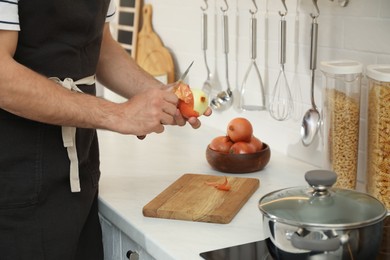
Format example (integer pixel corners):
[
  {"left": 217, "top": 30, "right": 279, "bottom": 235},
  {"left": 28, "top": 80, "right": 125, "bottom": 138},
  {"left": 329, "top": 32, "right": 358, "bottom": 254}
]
[{"left": 49, "top": 75, "right": 96, "bottom": 192}]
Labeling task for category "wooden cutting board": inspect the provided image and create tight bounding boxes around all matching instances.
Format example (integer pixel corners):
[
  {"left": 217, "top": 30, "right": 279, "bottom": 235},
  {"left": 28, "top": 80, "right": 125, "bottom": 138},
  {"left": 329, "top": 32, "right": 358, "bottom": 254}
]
[
  {"left": 143, "top": 173, "right": 260, "bottom": 224},
  {"left": 136, "top": 4, "right": 175, "bottom": 83}
]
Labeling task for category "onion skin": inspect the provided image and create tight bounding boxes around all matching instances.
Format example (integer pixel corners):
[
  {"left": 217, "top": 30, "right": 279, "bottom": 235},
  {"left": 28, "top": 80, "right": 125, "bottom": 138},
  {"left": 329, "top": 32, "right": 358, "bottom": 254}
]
[{"left": 175, "top": 85, "right": 208, "bottom": 118}]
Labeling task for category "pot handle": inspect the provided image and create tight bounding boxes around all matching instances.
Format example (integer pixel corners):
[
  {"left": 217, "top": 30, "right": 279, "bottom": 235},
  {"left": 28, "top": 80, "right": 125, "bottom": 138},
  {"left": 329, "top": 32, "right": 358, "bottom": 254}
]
[{"left": 291, "top": 232, "right": 340, "bottom": 251}]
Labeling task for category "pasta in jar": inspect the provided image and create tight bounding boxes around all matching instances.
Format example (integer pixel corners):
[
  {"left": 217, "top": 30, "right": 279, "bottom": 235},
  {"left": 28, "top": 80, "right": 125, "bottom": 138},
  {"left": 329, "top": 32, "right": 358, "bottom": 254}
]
[
  {"left": 320, "top": 60, "right": 363, "bottom": 190},
  {"left": 325, "top": 88, "right": 360, "bottom": 189},
  {"left": 367, "top": 76, "right": 390, "bottom": 210}
]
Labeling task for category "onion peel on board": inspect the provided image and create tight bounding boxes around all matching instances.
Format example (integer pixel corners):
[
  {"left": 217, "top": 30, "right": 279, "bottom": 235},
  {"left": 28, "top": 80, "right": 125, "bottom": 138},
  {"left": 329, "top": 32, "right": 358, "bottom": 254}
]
[{"left": 205, "top": 176, "right": 231, "bottom": 191}]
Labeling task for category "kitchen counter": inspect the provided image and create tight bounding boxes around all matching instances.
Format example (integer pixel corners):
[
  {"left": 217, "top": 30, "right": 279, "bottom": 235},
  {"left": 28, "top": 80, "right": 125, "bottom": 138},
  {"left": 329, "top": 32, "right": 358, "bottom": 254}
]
[{"left": 97, "top": 124, "right": 315, "bottom": 260}]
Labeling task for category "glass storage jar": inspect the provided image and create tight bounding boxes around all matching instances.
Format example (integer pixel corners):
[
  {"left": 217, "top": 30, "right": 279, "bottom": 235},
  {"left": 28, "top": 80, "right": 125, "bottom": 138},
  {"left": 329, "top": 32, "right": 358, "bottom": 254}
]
[
  {"left": 366, "top": 64, "right": 390, "bottom": 210},
  {"left": 320, "top": 60, "right": 363, "bottom": 190}
]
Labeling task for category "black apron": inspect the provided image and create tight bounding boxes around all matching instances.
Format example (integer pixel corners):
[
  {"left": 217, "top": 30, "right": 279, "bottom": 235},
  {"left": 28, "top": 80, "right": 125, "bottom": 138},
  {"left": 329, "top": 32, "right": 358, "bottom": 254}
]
[{"left": 0, "top": 1, "right": 110, "bottom": 259}]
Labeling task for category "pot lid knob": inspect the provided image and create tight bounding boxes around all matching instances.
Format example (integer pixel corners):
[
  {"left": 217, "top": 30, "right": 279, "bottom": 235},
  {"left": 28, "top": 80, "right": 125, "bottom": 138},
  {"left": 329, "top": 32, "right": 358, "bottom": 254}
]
[{"left": 305, "top": 170, "right": 337, "bottom": 193}]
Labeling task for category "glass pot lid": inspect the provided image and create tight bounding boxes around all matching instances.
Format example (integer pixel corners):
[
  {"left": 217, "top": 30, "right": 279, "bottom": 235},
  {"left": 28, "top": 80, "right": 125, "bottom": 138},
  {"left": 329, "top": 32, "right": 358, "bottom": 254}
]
[{"left": 259, "top": 170, "right": 387, "bottom": 228}]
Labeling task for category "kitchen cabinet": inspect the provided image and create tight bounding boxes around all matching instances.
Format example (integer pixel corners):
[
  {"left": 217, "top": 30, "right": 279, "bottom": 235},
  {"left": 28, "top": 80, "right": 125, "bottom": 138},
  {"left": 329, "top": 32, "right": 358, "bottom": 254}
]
[
  {"left": 97, "top": 125, "right": 314, "bottom": 260},
  {"left": 100, "top": 214, "right": 154, "bottom": 260}
]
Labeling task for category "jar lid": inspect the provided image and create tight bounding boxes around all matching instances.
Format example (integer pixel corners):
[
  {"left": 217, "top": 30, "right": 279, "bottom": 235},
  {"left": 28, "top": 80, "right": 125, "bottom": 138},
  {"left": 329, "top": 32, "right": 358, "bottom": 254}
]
[
  {"left": 258, "top": 170, "right": 387, "bottom": 228},
  {"left": 320, "top": 60, "right": 363, "bottom": 75},
  {"left": 366, "top": 64, "right": 390, "bottom": 82}
]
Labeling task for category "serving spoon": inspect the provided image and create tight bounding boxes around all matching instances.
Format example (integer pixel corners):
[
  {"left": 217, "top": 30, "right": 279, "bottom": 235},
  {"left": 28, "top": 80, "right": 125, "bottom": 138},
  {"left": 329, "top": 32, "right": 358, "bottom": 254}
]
[{"left": 301, "top": 2, "right": 320, "bottom": 146}]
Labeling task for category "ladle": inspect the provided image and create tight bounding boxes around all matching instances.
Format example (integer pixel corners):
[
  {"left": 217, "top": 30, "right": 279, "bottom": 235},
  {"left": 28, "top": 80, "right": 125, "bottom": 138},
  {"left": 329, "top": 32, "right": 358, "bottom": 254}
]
[
  {"left": 269, "top": 0, "right": 293, "bottom": 120},
  {"left": 238, "top": 0, "right": 266, "bottom": 111},
  {"left": 301, "top": 0, "right": 321, "bottom": 146},
  {"left": 200, "top": 0, "right": 213, "bottom": 97},
  {"left": 210, "top": 0, "right": 233, "bottom": 111}
]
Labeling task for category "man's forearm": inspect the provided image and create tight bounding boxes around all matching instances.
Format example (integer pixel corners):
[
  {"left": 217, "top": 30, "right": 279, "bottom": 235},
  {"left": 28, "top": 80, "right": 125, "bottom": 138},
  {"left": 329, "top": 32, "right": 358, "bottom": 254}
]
[
  {"left": 96, "top": 24, "right": 163, "bottom": 99},
  {"left": 0, "top": 54, "right": 121, "bottom": 131}
]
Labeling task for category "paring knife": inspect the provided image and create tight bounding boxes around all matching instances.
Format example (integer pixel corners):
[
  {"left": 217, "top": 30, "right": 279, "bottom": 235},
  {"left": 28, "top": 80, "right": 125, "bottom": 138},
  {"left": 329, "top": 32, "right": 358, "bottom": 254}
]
[{"left": 137, "top": 61, "right": 194, "bottom": 140}]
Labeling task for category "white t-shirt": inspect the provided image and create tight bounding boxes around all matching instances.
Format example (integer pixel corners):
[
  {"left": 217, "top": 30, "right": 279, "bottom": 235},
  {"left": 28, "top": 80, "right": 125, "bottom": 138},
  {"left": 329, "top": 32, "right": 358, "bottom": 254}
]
[{"left": 0, "top": 0, "right": 116, "bottom": 31}]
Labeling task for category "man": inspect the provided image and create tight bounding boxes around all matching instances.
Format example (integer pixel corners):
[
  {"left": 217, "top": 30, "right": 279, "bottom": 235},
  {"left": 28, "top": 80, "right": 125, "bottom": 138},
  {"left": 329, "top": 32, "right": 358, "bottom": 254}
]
[{"left": 0, "top": 1, "right": 211, "bottom": 259}]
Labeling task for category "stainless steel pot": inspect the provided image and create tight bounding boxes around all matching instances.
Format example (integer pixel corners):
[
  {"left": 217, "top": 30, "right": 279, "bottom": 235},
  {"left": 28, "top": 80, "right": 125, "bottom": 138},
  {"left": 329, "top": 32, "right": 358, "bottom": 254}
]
[{"left": 258, "top": 170, "right": 387, "bottom": 259}]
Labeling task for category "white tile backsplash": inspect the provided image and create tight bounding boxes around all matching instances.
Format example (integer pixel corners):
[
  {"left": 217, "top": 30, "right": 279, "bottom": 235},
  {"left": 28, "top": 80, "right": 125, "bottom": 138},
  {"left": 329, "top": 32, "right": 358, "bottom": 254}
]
[
  {"left": 110, "top": 0, "right": 390, "bottom": 188},
  {"left": 345, "top": 18, "right": 390, "bottom": 54}
]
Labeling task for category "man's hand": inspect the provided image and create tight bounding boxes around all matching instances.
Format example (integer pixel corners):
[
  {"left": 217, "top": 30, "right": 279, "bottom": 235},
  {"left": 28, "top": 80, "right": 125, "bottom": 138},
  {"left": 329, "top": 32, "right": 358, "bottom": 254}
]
[
  {"left": 130, "top": 88, "right": 212, "bottom": 138},
  {"left": 164, "top": 83, "right": 212, "bottom": 129},
  {"left": 112, "top": 87, "right": 178, "bottom": 136},
  {"left": 175, "top": 106, "right": 212, "bottom": 129}
]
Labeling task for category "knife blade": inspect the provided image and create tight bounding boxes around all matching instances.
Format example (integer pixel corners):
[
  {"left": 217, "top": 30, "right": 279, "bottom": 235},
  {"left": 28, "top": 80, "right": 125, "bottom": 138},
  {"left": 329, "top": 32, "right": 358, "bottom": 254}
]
[{"left": 177, "top": 60, "right": 194, "bottom": 84}]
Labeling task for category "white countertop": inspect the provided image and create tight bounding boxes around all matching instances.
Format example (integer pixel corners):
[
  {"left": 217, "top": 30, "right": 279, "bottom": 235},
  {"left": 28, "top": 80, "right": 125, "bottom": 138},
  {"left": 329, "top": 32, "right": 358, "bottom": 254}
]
[{"left": 97, "top": 125, "right": 315, "bottom": 260}]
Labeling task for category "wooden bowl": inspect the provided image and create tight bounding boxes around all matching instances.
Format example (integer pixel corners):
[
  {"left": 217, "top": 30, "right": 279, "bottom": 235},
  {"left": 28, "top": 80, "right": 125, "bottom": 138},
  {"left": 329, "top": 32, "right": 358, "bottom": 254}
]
[{"left": 206, "top": 143, "right": 271, "bottom": 173}]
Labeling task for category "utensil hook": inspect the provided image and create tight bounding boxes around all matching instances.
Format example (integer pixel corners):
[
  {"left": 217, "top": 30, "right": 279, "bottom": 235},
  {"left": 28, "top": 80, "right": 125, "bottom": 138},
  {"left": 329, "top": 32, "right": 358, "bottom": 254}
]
[
  {"left": 310, "top": 0, "right": 320, "bottom": 19},
  {"left": 220, "top": 0, "right": 229, "bottom": 13},
  {"left": 201, "top": 0, "right": 208, "bottom": 11},
  {"left": 249, "top": 0, "right": 258, "bottom": 15},
  {"left": 278, "top": 0, "right": 288, "bottom": 17}
]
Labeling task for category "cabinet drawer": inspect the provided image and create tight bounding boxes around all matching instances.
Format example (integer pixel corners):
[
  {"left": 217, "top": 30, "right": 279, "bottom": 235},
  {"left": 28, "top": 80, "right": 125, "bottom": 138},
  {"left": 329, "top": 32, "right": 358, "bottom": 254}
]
[{"left": 100, "top": 214, "right": 155, "bottom": 260}]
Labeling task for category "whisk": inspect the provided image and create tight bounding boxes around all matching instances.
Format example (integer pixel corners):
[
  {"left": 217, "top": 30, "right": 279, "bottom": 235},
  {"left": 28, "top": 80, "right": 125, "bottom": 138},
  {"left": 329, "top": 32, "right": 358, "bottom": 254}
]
[
  {"left": 238, "top": 0, "right": 266, "bottom": 111},
  {"left": 269, "top": 0, "right": 293, "bottom": 121}
]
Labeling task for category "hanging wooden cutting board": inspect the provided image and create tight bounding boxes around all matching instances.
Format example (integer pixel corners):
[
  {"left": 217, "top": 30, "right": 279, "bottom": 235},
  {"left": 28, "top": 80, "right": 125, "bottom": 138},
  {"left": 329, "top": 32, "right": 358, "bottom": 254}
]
[
  {"left": 143, "top": 173, "right": 260, "bottom": 224},
  {"left": 136, "top": 4, "right": 175, "bottom": 83}
]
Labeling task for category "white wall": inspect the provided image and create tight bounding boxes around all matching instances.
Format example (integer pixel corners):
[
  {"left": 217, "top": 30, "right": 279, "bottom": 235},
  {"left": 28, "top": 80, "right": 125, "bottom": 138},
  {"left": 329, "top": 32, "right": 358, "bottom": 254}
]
[{"left": 110, "top": 0, "right": 390, "bottom": 187}]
